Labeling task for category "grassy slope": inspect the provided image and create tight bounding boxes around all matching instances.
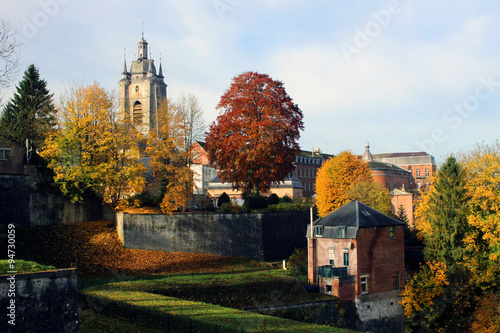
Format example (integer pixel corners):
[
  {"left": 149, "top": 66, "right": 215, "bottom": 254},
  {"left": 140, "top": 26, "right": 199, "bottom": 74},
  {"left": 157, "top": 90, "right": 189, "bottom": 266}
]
[
  {"left": 82, "top": 288, "right": 355, "bottom": 333},
  {"left": 85, "top": 270, "right": 325, "bottom": 310}
]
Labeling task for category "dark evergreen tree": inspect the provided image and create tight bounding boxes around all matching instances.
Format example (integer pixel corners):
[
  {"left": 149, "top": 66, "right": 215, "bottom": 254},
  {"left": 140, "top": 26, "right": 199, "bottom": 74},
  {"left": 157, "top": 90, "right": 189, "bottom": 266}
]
[
  {"left": 0, "top": 64, "right": 56, "bottom": 152},
  {"left": 397, "top": 204, "right": 413, "bottom": 239},
  {"left": 422, "top": 156, "right": 468, "bottom": 266},
  {"left": 217, "top": 192, "right": 230, "bottom": 208}
]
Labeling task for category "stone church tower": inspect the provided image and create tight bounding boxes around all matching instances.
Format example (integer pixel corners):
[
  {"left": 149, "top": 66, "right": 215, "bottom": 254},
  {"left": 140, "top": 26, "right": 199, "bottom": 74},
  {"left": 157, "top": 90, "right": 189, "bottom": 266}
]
[{"left": 119, "top": 34, "right": 167, "bottom": 137}]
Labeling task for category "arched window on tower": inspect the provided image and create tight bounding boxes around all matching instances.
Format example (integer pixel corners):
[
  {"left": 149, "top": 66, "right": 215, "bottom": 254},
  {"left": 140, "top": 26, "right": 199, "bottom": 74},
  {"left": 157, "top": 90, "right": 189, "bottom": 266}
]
[{"left": 133, "top": 101, "right": 143, "bottom": 125}]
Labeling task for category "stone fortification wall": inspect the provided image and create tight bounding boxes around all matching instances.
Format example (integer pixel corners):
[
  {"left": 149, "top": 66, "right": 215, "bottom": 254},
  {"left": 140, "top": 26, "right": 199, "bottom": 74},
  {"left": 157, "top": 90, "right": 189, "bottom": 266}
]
[
  {"left": 0, "top": 175, "right": 31, "bottom": 226},
  {"left": 117, "top": 211, "right": 310, "bottom": 261},
  {"left": 0, "top": 167, "right": 114, "bottom": 227},
  {"left": 246, "top": 299, "right": 358, "bottom": 329},
  {"left": 0, "top": 269, "right": 80, "bottom": 333}
]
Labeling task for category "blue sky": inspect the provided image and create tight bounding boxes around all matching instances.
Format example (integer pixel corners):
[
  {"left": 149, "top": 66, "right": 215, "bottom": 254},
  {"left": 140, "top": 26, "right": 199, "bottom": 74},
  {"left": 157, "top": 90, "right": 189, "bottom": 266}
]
[{"left": 1, "top": 0, "right": 499, "bottom": 163}]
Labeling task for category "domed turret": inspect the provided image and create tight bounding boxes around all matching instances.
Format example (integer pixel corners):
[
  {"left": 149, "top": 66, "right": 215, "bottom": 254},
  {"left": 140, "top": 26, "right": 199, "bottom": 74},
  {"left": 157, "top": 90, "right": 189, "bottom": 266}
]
[{"left": 362, "top": 141, "right": 373, "bottom": 162}]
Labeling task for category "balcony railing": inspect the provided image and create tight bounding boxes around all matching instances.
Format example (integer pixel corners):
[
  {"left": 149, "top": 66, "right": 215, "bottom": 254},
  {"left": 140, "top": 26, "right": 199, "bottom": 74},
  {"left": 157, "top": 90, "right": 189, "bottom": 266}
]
[{"left": 317, "top": 265, "right": 349, "bottom": 278}]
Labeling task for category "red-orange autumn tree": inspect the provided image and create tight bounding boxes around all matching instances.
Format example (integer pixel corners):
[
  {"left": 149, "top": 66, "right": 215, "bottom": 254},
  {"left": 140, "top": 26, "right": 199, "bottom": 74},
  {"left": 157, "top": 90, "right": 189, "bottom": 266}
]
[{"left": 205, "top": 71, "right": 304, "bottom": 195}]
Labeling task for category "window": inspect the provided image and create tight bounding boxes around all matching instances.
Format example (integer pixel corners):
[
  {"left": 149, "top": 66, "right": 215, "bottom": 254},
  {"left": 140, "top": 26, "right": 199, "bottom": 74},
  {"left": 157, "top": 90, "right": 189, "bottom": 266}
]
[
  {"left": 0, "top": 149, "right": 10, "bottom": 161},
  {"left": 133, "top": 101, "right": 143, "bottom": 125},
  {"left": 343, "top": 252, "right": 349, "bottom": 266},
  {"left": 338, "top": 227, "right": 346, "bottom": 238},
  {"left": 393, "top": 273, "right": 400, "bottom": 290},
  {"left": 390, "top": 226, "right": 395, "bottom": 239},
  {"left": 326, "top": 285, "right": 333, "bottom": 293},
  {"left": 315, "top": 226, "right": 323, "bottom": 237},
  {"left": 360, "top": 276, "right": 368, "bottom": 293},
  {"left": 425, "top": 168, "right": 429, "bottom": 177},
  {"left": 328, "top": 248, "right": 335, "bottom": 266},
  {"left": 417, "top": 181, "right": 421, "bottom": 189},
  {"left": 416, "top": 169, "right": 421, "bottom": 177}
]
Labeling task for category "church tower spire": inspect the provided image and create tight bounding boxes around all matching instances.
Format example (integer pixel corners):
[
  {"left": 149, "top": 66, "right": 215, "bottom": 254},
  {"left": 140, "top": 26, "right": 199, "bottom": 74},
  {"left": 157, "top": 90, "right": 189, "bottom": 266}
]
[{"left": 119, "top": 32, "right": 168, "bottom": 137}]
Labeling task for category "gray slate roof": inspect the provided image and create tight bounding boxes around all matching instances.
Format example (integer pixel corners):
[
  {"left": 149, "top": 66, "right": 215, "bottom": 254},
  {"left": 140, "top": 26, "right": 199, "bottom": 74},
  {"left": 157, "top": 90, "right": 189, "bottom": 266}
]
[
  {"left": 306, "top": 201, "right": 404, "bottom": 239},
  {"left": 316, "top": 200, "right": 403, "bottom": 228}
]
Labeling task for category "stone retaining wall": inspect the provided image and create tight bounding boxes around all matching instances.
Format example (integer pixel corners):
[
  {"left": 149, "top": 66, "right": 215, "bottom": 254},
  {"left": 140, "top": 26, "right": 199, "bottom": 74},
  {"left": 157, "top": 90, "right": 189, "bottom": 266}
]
[
  {"left": 0, "top": 269, "right": 80, "bottom": 332},
  {"left": 116, "top": 211, "right": 310, "bottom": 261}
]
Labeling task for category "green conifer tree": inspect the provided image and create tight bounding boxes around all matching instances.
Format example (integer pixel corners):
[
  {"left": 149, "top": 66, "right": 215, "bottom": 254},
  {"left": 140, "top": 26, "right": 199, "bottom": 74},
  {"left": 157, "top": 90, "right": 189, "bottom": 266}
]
[
  {"left": 396, "top": 204, "right": 412, "bottom": 239},
  {"left": 0, "top": 64, "right": 56, "bottom": 151},
  {"left": 422, "top": 155, "right": 468, "bottom": 266}
]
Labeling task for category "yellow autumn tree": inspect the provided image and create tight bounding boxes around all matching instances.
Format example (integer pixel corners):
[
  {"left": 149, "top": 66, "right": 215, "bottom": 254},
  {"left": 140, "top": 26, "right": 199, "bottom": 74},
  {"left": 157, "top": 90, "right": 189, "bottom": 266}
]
[
  {"left": 458, "top": 141, "right": 500, "bottom": 290},
  {"left": 41, "top": 82, "right": 145, "bottom": 209},
  {"left": 146, "top": 99, "right": 193, "bottom": 215},
  {"left": 347, "top": 180, "right": 392, "bottom": 216},
  {"left": 315, "top": 150, "right": 373, "bottom": 217},
  {"left": 460, "top": 141, "right": 500, "bottom": 261}
]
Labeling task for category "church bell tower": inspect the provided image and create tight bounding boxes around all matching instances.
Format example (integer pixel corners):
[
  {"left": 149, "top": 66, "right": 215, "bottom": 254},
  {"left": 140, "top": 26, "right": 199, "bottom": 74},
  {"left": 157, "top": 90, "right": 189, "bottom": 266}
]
[{"left": 119, "top": 34, "right": 167, "bottom": 137}]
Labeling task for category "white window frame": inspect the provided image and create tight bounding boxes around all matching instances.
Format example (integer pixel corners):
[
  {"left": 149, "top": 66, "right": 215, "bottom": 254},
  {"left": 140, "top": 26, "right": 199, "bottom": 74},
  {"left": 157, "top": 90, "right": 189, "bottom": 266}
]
[{"left": 360, "top": 275, "right": 369, "bottom": 294}]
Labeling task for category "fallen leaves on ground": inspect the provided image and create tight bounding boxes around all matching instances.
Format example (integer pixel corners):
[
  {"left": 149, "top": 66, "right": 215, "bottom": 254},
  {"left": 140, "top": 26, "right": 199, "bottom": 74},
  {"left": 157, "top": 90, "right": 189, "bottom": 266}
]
[{"left": 12, "top": 221, "right": 266, "bottom": 277}]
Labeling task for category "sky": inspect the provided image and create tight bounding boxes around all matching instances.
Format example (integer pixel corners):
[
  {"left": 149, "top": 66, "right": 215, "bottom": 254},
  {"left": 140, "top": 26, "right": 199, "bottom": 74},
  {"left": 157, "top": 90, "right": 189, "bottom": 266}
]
[{"left": 1, "top": 0, "right": 499, "bottom": 163}]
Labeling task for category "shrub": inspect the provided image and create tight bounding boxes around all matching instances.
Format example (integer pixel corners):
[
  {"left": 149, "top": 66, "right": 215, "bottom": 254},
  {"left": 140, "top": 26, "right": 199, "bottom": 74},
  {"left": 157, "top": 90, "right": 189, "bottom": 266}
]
[
  {"left": 132, "top": 193, "right": 162, "bottom": 207},
  {"left": 280, "top": 195, "right": 293, "bottom": 203},
  {"left": 267, "top": 193, "right": 280, "bottom": 205},
  {"left": 219, "top": 202, "right": 246, "bottom": 213},
  {"left": 287, "top": 248, "right": 308, "bottom": 276},
  {"left": 244, "top": 195, "right": 268, "bottom": 211},
  {"left": 217, "top": 192, "right": 231, "bottom": 208},
  {"left": 267, "top": 201, "right": 312, "bottom": 212}
]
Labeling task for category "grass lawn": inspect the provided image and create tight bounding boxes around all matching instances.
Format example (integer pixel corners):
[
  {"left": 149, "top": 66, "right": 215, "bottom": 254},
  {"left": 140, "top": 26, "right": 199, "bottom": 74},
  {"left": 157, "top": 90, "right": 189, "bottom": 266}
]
[
  {"left": 81, "top": 288, "right": 356, "bottom": 333},
  {"left": 80, "top": 270, "right": 353, "bottom": 332},
  {"left": 0, "top": 259, "right": 56, "bottom": 274},
  {"left": 80, "top": 311, "right": 166, "bottom": 333},
  {"left": 85, "top": 269, "right": 331, "bottom": 310}
]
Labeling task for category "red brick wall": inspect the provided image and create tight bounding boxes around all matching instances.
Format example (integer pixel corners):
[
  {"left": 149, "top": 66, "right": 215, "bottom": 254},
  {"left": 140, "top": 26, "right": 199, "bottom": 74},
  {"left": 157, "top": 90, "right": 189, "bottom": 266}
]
[
  {"left": 372, "top": 171, "right": 411, "bottom": 191},
  {"left": 356, "top": 226, "right": 405, "bottom": 295},
  {"left": 191, "top": 142, "right": 210, "bottom": 165},
  {"left": 391, "top": 194, "right": 414, "bottom": 226},
  {"left": 0, "top": 139, "right": 24, "bottom": 175},
  {"left": 400, "top": 163, "right": 436, "bottom": 190}
]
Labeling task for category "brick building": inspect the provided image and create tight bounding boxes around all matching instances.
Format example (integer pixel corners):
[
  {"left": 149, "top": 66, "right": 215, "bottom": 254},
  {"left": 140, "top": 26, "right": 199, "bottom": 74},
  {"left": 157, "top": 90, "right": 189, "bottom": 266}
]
[
  {"left": 372, "top": 151, "right": 436, "bottom": 190},
  {"left": 189, "top": 141, "right": 329, "bottom": 199},
  {"left": 292, "top": 149, "right": 333, "bottom": 198},
  {"left": 361, "top": 142, "right": 412, "bottom": 191},
  {"left": 307, "top": 200, "right": 405, "bottom": 321},
  {"left": 390, "top": 187, "right": 414, "bottom": 226},
  {"left": 0, "top": 138, "right": 24, "bottom": 175},
  {"left": 207, "top": 174, "right": 304, "bottom": 201}
]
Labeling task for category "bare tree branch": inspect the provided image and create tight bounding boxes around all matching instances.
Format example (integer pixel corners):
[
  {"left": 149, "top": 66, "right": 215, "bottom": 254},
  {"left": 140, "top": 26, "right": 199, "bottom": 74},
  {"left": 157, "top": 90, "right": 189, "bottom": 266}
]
[{"left": 0, "top": 19, "right": 22, "bottom": 90}]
